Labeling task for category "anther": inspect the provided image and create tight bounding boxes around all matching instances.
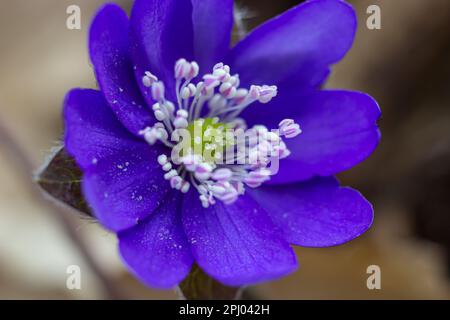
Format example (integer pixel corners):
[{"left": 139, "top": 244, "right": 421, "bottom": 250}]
[
  {"left": 258, "top": 85, "right": 278, "bottom": 103},
  {"left": 228, "top": 75, "right": 240, "bottom": 88},
  {"left": 173, "top": 110, "right": 189, "bottom": 129},
  {"left": 194, "top": 163, "right": 213, "bottom": 181},
  {"left": 211, "top": 168, "right": 233, "bottom": 181},
  {"left": 142, "top": 71, "right": 158, "bottom": 88},
  {"left": 151, "top": 81, "right": 165, "bottom": 101},
  {"left": 141, "top": 127, "right": 158, "bottom": 145},
  {"left": 175, "top": 59, "right": 199, "bottom": 80},
  {"left": 170, "top": 176, "right": 183, "bottom": 189},
  {"left": 233, "top": 89, "right": 248, "bottom": 105},
  {"left": 219, "top": 82, "right": 237, "bottom": 99},
  {"left": 158, "top": 154, "right": 168, "bottom": 165},
  {"left": 181, "top": 83, "right": 197, "bottom": 99},
  {"left": 152, "top": 103, "right": 166, "bottom": 121},
  {"left": 203, "top": 74, "right": 220, "bottom": 90},
  {"left": 279, "top": 119, "right": 302, "bottom": 138},
  {"left": 180, "top": 181, "right": 190, "bottom": 193},
  {"left": 244, "top": 169, "right": 272, "bottom": 188},
  {"left": 164, "top": 169, "right": 178, "bottom": 180}
]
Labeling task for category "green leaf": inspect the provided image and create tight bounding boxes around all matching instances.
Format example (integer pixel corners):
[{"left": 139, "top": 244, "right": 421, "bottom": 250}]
[
  {"left": 178, "top": 264, "right": 242, "bottom": 300},
  {"left": 35, "top": 146, "right": 92, "bottom": 217}
]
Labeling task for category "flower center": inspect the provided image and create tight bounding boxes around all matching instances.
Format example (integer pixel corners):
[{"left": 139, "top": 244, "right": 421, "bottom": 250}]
[
  {"left": 186, "top": 118, "right": 232, "bottom": 163},
  {"left": 139, "top": 59, "right": 301, "bottom": 207}
]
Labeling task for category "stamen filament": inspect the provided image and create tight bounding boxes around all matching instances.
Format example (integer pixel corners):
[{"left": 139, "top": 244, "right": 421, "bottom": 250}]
[{"left": 140, "top": 59, "right": 300, "bottom": 206}]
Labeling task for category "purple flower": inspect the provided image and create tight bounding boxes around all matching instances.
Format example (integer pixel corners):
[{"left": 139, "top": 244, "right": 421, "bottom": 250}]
[{"left": 63, "top": 0, "right": 381, "bottom": 289}]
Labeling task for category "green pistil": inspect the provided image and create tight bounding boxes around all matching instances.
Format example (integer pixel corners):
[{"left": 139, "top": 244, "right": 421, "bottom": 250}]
[{"left": 186, "top": 118, "right": 234, "bottom": 163}]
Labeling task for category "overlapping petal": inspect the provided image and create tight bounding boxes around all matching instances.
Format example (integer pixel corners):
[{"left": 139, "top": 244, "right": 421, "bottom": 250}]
[
  {"left": 278, "top": 90, "right": 380, "bottom": 183},
  {"left": 64, "top": 88, "right": 170, "bottom": 232},
  {"left": 226, "top": 0, "right": 356, "bottom": 90},
  {"left": 243, "top": 90, "right": 381, "bottom": 183},
  {"left": 119, "top": 192, "right": 193, "bottom": 289},
  {"left": 64, "top": 89, "right": 145, "bottom": 170},
  {"left": 191, "top": 0, "right": 234, "bottom": 74},
  {"left": 130, "top": 0, "right": 194, "bottom": 102},
  {"left": 250, "top": 177, "right": 374, "bottom": 247},
  {"left": 89, "top": 4, "right": 154, "bottom": 135},
  {"left": 82, "top": 146, "right": 171, "bottom": 232},
  {"left": 182, "top": 192, "right": 298, "bottom": 286}
]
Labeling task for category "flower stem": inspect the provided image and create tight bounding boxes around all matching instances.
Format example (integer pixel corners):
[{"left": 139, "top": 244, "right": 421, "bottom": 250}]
[{"left": 176, "top": 264, "right": 243, "bottom": 300}]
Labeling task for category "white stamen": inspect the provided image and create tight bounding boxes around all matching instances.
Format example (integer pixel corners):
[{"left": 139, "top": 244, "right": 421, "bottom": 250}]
[
  {"left": 177, "top": 109, "right": 189, "bottom": 118},
  {"left": 279, "top": 119, "right": 302, "bottom": 138},
  {"left": 175, "top": 59, "right": 188, "bottom": 79},
  {"left": 203, "top": 74, "right": 220, "bottom": 90},
  {"left": 143, "top": 71, "right": 158, "bottom": 87},
  {"left": 194, "top": 163, "right": 213, "bottom": 181},
  {"left": 188, "top": 61, "right": 199, "bottom": 79},
  {"left": 211, "top": 168, "right": 233, "bottom": 181},
  {"left": 181, "top": 84, "right": 196, "bottom": 99},
  {"left": 266, "top": 132, "right": 281, "bottom": 143},
  {"left": 173, "top": 110, "right": 189, "bottom": 128},
  {"left": 181, "top": 181, "right": 190, "bottom": 193},
  {"left": 170, "top": 176, "right": 182, "bottom": 189},
  {"left": 234, "top": 89, "right": 248, "bottom": 105},
  {"left": 244, "top": 168, "right": 271, "bottom": 188},
  {"left": 227, "top": 118, "right": 247, "bottom": 130},
  {"left": 142, "top": 127, "right": 158, "bottom": 145},
  {"left": 162, "top": 162, "right": 172, "bottom": 171},
  {"left": 175, "top": 59, "right": 199, "bottom": 80},
  {"left": 151, "top": 81, "right": 165, "bottom": 101},
  {"left": 164, "top": 169, "right": 178, "bottom": 180},
  {"left": 154, "top": 110, "right": 166, "bottom": 121},
  {"left": 158, "top": 154, "right": 168, "bottom": 165},
  {"left": 140, "top": 60, "right": 298, "bottom": 206},
  {"left": 228, "top": 75, "right": 240, "bottom": 88},
  {"left": 220, "top": 82, "right": 237, "bottom": 99}
]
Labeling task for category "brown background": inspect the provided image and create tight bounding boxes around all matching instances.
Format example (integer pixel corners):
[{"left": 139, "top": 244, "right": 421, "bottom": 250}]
[{"left": 0, "top": 0, "right": 449, "bottom": 299}]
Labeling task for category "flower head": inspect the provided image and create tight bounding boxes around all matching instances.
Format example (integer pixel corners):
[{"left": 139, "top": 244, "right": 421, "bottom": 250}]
[{"left": 64, "top": 0, "right": 381, "bottom": 288}]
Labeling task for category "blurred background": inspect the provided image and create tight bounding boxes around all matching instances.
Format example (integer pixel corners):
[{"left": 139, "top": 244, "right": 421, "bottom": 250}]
[{"left": 0, "top": 0, "right": 449, "bottom": 299}]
